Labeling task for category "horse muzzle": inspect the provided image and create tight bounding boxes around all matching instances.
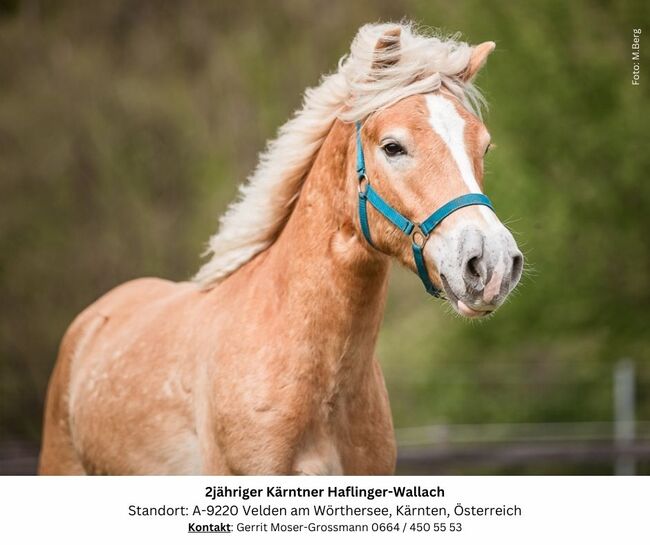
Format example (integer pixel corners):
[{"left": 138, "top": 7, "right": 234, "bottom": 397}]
[{"left": 432, "top": 224, "right": 523, "bottom": 318}]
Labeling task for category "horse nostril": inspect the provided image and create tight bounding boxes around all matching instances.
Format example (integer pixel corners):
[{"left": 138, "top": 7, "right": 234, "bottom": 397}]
[
  {"left": 460, "top": 229, "right": 486, "bottom": 292},
  {"left": 467, "top": 256, "right": 481, "bottom": 279},
  {"left": 463, "top": 254, "right": 487, "bottom": 291},
  {"left": 511, "top": 252, "right": 523, "bottom": 284}
]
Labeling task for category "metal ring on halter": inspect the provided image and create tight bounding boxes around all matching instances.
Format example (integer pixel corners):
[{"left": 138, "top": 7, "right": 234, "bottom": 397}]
[
  {"left": 410, "top": 225, "right": 428, "bottom": 249},
  {"left": 358, "top": 174, "right": 369, "bottom": 196}
]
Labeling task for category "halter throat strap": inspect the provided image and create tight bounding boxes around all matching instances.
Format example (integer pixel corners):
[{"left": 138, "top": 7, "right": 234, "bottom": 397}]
[{"left": 355, "top": 121, "right": 494, "bottom": 297}]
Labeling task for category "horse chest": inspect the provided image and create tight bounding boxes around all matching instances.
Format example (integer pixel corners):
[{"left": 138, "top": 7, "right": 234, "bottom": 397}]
[
  {"left": 292, "top": 426, "right": 396, "bottom": 475},
  {"left": 213, "top": 374, "right": 395, "bottom": 475},
  {"left": 292, "top": 432, "right": 344, "bottom": 475}
]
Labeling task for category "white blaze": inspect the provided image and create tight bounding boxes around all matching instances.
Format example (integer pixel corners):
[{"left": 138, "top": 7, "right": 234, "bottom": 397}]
[{"left": 425, "top": 94, "right": 499, "bottom": 226}]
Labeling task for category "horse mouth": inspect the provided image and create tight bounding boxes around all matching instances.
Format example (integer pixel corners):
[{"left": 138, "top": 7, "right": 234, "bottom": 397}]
[{"left": 440, "top": 275, "right": 494, "bottom": 319}]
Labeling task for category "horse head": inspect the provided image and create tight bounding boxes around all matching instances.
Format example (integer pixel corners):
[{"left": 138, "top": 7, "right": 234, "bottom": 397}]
[{"left": 350, "top": 28, "right": 523, "bottom": 317}]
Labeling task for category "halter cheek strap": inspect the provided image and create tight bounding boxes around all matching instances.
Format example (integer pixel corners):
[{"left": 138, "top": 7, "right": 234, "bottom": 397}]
[{"left": 355, "top": 121, "right": 494, "bottom": 298}]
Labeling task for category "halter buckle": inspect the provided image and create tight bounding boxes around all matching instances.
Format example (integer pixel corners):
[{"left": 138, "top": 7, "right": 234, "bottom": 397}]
[
  {"left": 411, "top": 225, "right": 428, "bottom": 249},
  {"left": 358, "top": 174, "right": 369, "bottom": 197}
]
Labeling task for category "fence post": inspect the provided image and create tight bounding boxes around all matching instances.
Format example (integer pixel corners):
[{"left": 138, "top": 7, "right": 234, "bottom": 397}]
[{"left": 614, "top": 359, "right": 636, "bottom": 475}]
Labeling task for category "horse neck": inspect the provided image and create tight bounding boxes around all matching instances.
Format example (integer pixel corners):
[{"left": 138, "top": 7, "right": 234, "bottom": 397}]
[{"left": 260, "top": 119, "right": 390, "bottom": 374}]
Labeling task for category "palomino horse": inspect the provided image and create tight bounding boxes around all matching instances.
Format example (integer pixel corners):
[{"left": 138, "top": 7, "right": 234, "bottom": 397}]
[{"left": 39, "top": 23, "right": 523, "bottom": 475}]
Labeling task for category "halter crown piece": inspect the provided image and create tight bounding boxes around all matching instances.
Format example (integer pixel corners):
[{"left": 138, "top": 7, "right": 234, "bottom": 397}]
[{"left": 355, "top": 121, "right": 494, "bottom": 298}]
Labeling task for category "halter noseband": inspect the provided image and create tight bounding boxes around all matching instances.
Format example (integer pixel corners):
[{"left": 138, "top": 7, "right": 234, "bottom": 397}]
[{"left": 355, "top": 121, "right": 494, "bottom": 298}]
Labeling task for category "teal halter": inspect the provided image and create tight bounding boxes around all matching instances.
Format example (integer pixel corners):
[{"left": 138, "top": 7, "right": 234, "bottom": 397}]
[{"left": 355, "top": 121, "right": 494, "bottom": 297}]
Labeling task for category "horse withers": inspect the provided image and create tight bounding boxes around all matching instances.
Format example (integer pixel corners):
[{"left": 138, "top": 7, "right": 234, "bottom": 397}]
[{"left": 39, "top": 23, "right": 523, "bottom": 475}]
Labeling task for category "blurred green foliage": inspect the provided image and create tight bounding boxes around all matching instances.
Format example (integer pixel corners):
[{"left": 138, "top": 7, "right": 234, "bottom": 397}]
[{"left": 0, "top": 0, "right": 648, "bottom": 445}]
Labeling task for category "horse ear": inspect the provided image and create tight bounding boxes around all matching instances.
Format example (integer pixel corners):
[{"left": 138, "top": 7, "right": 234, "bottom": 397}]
[
  {"left": 372, "top": 27, "right": 402, "bottom": 71},
  {"left": 462, "top": 41, "right": 496, "bottom": 81}
]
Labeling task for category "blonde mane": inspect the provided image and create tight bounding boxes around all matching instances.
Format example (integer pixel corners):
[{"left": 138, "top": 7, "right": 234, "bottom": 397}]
[{"left": 194, "top": 22, "right": 485, "bottom": 287}]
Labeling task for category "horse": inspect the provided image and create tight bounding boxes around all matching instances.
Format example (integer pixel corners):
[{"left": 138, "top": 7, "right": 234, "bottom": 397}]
[{"left": 38, "top": 23, "right": 523, "bottom": 475}]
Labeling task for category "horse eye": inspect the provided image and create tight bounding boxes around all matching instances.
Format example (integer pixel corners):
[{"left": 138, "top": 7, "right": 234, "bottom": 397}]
[{"left": 382, "top": 142, "right": 405, "bottom": 157}]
